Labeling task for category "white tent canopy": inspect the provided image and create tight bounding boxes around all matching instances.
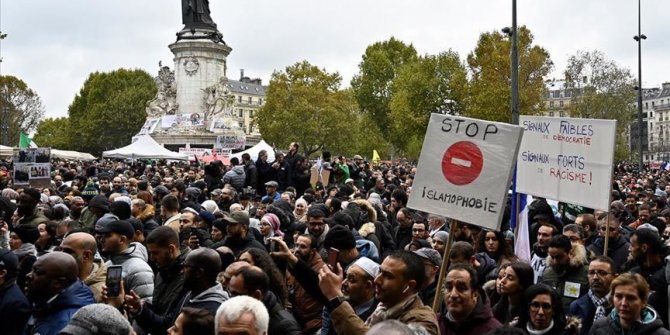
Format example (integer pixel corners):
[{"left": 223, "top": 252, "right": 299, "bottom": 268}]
[
  {"left": 230, "top": 140, "right": 275, "bottom": 162},
  {"left": 51, "top": 149, "right": 97, "bottom": 161},
  {"left": 103, "top": 135, "right": 189, "bottom": 160},
  {"left": 0, "top": 145, "right": 12, "bottom": 159}
]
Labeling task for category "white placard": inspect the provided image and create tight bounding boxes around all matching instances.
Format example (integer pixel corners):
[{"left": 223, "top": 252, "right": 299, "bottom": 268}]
[
  {"left": 516, "top": 116, "right": 616, "bottom": 211},
  {"left": 408, "top": 114, "right": 524, "bottom": 231}
]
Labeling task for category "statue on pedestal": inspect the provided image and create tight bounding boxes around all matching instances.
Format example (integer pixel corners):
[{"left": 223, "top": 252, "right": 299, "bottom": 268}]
[
  {"left": 182, "top": 0, "right": 216, "bottom": 29},
  {"left": 146, "top": 64, "right": 178, "bottom": 117}
]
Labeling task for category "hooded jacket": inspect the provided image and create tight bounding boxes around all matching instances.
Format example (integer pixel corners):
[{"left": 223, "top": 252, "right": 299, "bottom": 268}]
[
  {"left": 438, "top": 292, "right": 502, "bottom": 335},
  {"left": 541, "top": 243, "right": 589, "bottom": 311},
  {"left": 83, "top": 260, "right": 107, "bottom": 303},
  {"left": 474, "top": 252, "right": 499, "bottom": 283},
  {"left": 587, "top": 236, "right": 630, "bottom": 272},
  {"left": 106, "top": 244, "right": 154, "bottom": 300},
  {"left": 182, "top": 283, "right": 229, "bottom": 316},
  {"left": 223, "top": 165, "right": 246, "bottom": 192},
  {"left": 26, "top": 280, "right": 95, "bottom": 335},
  {"left": 262, "top": 290, "right": 302, "bottom": 335},
  {"left": 17, "top": 209, "right": 48, "bottom": 227},
  {"left": 589, "top": 306, "right": 670, "bottom": 335},
  {"left": 0, "top": 280, "right": 31, "bottom": 335}
]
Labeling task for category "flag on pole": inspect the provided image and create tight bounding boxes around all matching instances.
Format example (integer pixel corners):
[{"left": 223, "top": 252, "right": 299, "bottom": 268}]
[
  {"left": 372, "top": 150, "right": 381, "bottom": 164},
  {"left": 19, "top": 132, "right": 32, "bottom": 149},
  {"left": 514, "top": 193, "right": 533, "bottom": 263}
]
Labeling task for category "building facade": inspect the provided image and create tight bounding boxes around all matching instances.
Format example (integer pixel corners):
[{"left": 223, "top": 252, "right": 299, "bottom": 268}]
[
  {"left": 541, "top": 79, "right": 572, "bottom": 117},
  {"left": 641, "top": 83, "right": 670, "bottom": 161},
  {"left": 227, "top": 69, "right": 266, "bottom": 136}
]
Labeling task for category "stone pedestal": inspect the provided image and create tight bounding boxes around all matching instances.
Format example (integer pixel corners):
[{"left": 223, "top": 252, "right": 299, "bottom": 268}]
[{"left": 169, "top": 38, "right": 232, "bottom": 115}]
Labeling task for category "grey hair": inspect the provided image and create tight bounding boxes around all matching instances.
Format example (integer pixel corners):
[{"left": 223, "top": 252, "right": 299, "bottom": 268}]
[
  {"left": 215, "top": 295, "right": 269, "bottom": 334},
  {"left": 131, "top": 198, "right": 146, "bottom": 208},
  {"left": 428, "top": 214, "right": 446, "bottom": 225}
]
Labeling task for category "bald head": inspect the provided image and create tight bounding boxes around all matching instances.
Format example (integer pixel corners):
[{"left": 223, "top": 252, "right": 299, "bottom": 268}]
[
  {"left": 62, "top": 232, "right": 98, "bottom": 254},
  {"left": 187, "top": 247, "right": 222, "bottom": 279},
  {"left": 26, "top": 251, "right": 79, "bottom": 302},
  {"left": 222, "top": 261, "right": 251, "bottom": 290}
]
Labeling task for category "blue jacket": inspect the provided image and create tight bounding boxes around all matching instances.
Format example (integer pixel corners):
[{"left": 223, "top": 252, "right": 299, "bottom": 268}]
[
  {"left": 26, "top": 280, "right": 95, "bottom": 335},
  {"left": 569, "top": 293, "right": 597, "bottom": 335},
  {"left": 0, "top": 281, "right": 31, "bottom": 335}
]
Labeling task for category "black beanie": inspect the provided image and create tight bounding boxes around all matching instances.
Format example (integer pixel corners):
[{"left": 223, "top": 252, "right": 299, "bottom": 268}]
[
  {"left": 14, "top": 224, "right": 40, "bottom": 244},
  {"left": 110, "top": 201, "right": 131, "bottom": 220},
  {"left": 324, "top": 225, "right": 356, "bottom": 251}
]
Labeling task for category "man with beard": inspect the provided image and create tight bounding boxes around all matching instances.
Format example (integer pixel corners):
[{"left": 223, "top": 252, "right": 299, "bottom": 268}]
[
  {"left": 16, "top": 188, "right": 48, "bottom": 227},
  {"left": 395, "top": 208, "right": 413, "bottom": 250},
  {"left": 67, "top": 196, "right": 86, "bottom": 222},
  {"left": 627, "top": 228, "right": 669, "bottom": 328},
  {"left": 305, "top": 207, "right": 329, "bottom": 252},
  {"left": 438, "top": 263, "right": 501, "bottom": 335},
  {"left": 318, "top": 250, "right": 439, "bottom": 335},
  {"left": 587, "top": 214, "right": 630, "bottom": 272},
  {"left": 59, "top": 233, "right": 107, "bottom": 302},
  {"left": 530, "top": 222, "right": 557, "bottom": 283},
  {"left": 24, "top": 252, "right": 95, "bottom": 335},
  {"left": 127, "top": 227, "right": 190, "bottom": 335},
  {"left": 98, "top": 220, "right": 154, "bottom": 300},
  {"left": 111, "top": 176, "right": 129, "bottom": 196},
  {"left": 286, "top": 234, "right": 324, "bottom": 334},
  {"left": 218, "top": 186, "right": 238, "bottom": 213},
  {"left": 540, "top": 235, "right": 589, "bottom": 311},
  {"left": 98, "top": 174, "right": 112, "bottom": 198},
  {"left": 221, "top": 211, "right": 265, "bottom": 256},
  {"left": 321, "top": 257, "right": 380, "bottom": 335},
  {"left": 569, "top": 256, "right": 618, "bottom": 335}
]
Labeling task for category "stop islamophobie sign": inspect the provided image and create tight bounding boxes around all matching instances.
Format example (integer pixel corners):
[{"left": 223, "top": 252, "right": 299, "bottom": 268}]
[{"left": 408, "top": 114, "right": 524, "bottom": 231}]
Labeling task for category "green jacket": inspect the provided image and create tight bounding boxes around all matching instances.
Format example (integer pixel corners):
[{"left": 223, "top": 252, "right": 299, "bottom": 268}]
[{"left": 541, "top": 243, "right": 589, "bottom": 311}]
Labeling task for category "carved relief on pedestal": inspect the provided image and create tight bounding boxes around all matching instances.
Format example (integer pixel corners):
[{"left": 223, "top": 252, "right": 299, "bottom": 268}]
[{"left": 183, "top": 57, "right": 200, "bottom": 76}]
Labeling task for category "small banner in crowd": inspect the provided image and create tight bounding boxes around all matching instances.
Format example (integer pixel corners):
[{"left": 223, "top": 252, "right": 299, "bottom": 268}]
[{"left": 13, "top": 148, "right": 52, "bottom": 188}]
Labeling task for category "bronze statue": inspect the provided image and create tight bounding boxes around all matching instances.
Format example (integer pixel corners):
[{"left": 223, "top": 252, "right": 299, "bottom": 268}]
[{"left": 182, "top": 0, "right": 216, "bottom": 29}]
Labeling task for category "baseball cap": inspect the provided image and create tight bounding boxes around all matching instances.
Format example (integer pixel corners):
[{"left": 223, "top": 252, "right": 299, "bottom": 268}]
[
  {"left": 95, "top": 220, "right": 135, "bottom": 240},
  {"left": 0, "top": 249, "right": 18, "bottom": 272},
  {"left": 224, "top": 211, "right": 250, "bottom": 227}
]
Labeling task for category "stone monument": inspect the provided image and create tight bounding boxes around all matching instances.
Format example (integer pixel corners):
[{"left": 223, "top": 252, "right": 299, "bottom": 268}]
[{"left": 140, "top": 0, "right": 247, "bottom": 152}]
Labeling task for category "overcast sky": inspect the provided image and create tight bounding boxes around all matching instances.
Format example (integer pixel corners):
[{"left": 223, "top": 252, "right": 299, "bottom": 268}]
[{"left": 1, "top": 0, "right": 668, "bottom": 119}]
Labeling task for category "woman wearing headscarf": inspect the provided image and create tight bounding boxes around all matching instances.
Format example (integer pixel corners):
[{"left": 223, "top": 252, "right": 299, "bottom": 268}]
[{"left": 259, "top": 213, "right": 283, "bottom": 252}]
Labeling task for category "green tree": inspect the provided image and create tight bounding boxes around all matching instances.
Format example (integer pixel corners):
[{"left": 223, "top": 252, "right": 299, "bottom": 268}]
[
  {"left": 389, "top": 51, "right": 468, "bottom": 158},
  {"left": 466, "top": 26, "right": 552, "bottom": 122},
  {"left": 255, "top": 61, "right": 362, "bottom": 157},
  {"left": 33, "top": 117, "right": 70, "bottom": 149},
  {"left": 564, "top": 50, "right": 635, "bottom": 161},
  {"left": 0, "top": 75, "right": 46, "bottom": 146},
  {"left": 351, "top": 37, "right": 418, "bottom": 136},
  {"left": 68, "top": 69, "right": 156, "bottom": 155}
]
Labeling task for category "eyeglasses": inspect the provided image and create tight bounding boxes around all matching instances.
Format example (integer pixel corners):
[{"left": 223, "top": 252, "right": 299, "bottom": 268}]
[
  {"left": 530, "top": 302, "right": 552, "bottom": 311},
  {"left": 588, "top": 270, "right": 612, "bottom": 277}
]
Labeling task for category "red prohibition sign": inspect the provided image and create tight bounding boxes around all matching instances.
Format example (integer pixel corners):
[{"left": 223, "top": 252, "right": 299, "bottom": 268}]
[{"left": 441, "top": 141, "right": 483, "bottom": 186}]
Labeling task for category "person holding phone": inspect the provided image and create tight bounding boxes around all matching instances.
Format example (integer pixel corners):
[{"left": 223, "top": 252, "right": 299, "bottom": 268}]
[{"left": 24, "top": 252, "right": 95, "bottom": 335}]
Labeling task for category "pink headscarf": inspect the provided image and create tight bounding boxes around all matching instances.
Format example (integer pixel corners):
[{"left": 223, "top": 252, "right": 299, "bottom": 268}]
[{"left": 262, "top": 213, "right": 284, "bottom": 237}]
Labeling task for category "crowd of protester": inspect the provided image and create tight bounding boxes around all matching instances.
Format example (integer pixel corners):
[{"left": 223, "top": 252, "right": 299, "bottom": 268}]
[{"left": 1, "top": 144, "right": 670, "bottom": 335}]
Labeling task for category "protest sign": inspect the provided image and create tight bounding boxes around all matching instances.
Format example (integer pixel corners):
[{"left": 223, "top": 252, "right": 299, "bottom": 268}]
[
  {"left": 408, "top": 114, "right": 524, "bottom": 231},
  {"left": 516, "top": 116, "right": 616, "bottom": 210},
  {"left": 13, "top": 148, "right": 52, "bottom": 188}
]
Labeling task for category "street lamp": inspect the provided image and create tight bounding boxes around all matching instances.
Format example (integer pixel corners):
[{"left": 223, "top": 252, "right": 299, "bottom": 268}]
[
  {"left": 502, "top": 0, "right": 519, "bottom": 126},
  {"left": 634, "top": 0, "right": 646, "bottom": 171}
]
